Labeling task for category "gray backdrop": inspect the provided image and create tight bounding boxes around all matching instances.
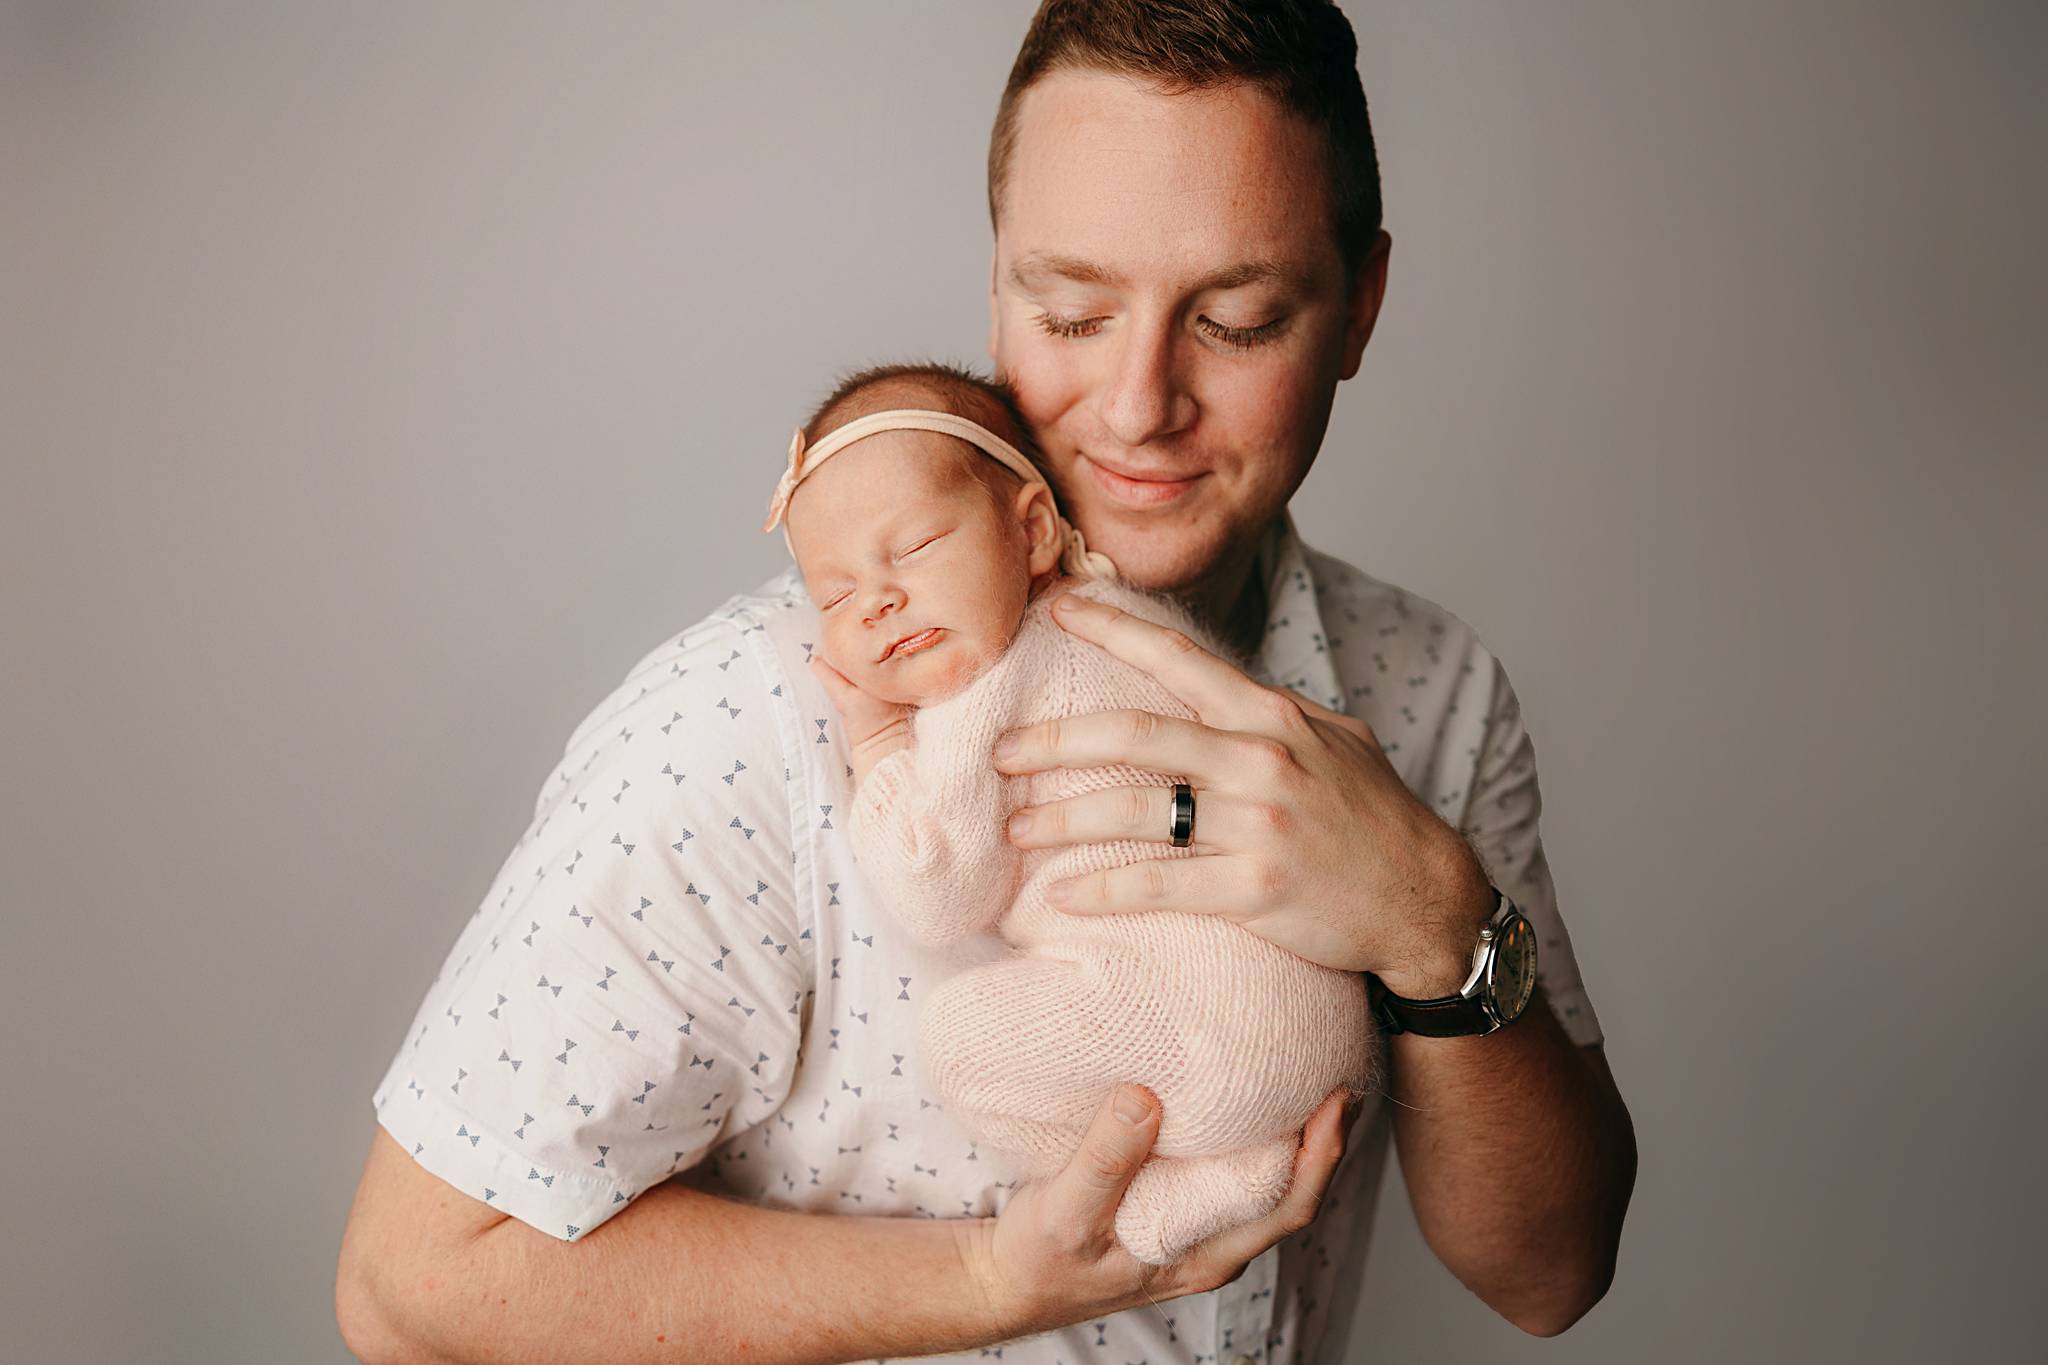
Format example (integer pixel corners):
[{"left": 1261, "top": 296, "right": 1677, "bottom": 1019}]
[{"left": 4, "top": 2, "right": 2042, "bottom": 1361}]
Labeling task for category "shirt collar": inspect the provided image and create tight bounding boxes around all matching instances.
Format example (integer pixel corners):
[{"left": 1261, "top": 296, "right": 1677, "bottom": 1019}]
[{"left": 1247, "top": 508, "right": 1345, "bottom": 713}]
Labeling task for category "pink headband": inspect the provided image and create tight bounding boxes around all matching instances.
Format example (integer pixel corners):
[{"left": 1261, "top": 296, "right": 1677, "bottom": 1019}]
[{"left": 762, "top": 408, "right": 1117, "bottom": 580}]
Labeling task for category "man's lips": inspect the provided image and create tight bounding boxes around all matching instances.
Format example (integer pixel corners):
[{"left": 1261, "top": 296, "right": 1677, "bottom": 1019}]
[
  {"left": 879, "top": 627, "right": 944, "bottom": 661},
  {"left": 1080, "top": 454, "right": 1205, "bottom": 508}
]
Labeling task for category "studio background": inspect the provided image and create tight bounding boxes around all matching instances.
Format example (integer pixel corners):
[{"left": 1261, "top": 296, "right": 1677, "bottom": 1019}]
[{"left": 3, "top": 2, "right": 2041, "bottom": 1361}]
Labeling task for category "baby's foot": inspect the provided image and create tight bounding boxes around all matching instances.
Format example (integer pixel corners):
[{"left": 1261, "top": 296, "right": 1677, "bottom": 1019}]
[{"left": 1114, "top": 1135, "right": 1298, "bottom": 1265}]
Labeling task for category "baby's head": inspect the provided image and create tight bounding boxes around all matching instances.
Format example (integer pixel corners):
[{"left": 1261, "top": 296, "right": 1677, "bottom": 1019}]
[{"left": 776, "top": 363, "right": 1068, "bottom": 707}]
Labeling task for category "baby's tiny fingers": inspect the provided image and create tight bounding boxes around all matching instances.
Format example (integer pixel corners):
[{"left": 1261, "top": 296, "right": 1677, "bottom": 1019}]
[
  {"left": 809, "top": 655, "right": 850, "bottom": 696},
  {"left": 811, "top": 656, "right": 893, "bottom": 721}
]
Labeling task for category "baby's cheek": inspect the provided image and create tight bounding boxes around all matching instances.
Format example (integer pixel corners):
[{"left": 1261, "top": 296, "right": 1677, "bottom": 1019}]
[
  {"left": 930, "top": 634, "right": 1000, "bottom": 700},
  {"left": 851, "top": 661, "right": 896, "bottom": 702},
  {"left": 935, "top": 655, "right": 978, "bottom": 695},
  {"left": 828, "top": 632, "right": 872, "bottom": 688},
  {"left": 851, "top": 659, "right": 924, "bottom": 709}
]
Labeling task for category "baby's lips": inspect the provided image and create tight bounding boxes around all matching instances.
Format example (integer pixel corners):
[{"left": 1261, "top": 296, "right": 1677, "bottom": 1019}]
[{"left": 879, "top": 627, "right": 936, "bottom": 662}]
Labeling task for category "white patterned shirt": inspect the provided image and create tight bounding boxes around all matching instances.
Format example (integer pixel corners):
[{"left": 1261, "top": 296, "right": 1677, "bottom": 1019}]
[{"left": 370, "top": 510, "right": 1604, "bottom": 1365}]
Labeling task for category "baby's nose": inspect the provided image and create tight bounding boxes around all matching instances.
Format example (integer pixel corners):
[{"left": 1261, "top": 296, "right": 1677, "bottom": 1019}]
[{"left": 863, "top": 586, "right": 906, "bottom": 620}]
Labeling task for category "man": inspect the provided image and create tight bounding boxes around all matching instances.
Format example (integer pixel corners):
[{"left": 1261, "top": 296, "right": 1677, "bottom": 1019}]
[{"left": 336, "top": 3, "right": 1636, "bottom": 1361}]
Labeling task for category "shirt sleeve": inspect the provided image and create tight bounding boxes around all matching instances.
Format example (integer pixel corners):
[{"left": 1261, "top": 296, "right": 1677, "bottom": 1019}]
[
  {"left": 369, "top": 607, "right": 811, "bottom": 1242},
  {"left": 1455, "top": 652, "right": 1606, "bottom": 1048}
]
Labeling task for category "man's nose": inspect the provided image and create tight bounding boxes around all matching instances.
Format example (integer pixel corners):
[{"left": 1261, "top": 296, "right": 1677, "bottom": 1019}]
[{"left": 1096, "top": 316, "right": 1196, "bottom": 449}]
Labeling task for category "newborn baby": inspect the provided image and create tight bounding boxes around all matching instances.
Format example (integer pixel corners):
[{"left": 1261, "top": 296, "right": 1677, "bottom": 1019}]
[{"left": 765, "top": 363, "right": 1378, "bottom": 1265}]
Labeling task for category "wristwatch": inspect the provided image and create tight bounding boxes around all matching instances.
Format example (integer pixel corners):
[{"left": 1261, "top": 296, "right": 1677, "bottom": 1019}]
[{"left": 1367, "top": 887, "right": 1538, "bottom": 1037}]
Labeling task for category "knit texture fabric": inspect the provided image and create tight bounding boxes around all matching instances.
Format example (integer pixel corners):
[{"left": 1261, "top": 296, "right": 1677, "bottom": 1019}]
[{"left": 849, "top": 574, "right": 1381, "bottom": 1265}]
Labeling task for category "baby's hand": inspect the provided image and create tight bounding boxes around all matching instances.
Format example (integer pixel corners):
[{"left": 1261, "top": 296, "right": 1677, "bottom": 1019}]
[{"left": 810, "top": 655, "right": 914, "bottom": 788}]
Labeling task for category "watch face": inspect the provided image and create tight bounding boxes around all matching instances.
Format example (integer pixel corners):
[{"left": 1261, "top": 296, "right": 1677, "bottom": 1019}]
[{"left": 1490, "top": 913, "right": 1538, "bottom": 1021}]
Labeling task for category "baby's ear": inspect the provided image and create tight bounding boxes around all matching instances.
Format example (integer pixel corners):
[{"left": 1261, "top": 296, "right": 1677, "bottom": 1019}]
[{"left": 1014, "top": 481, "right": 1063, "bottom": 574}]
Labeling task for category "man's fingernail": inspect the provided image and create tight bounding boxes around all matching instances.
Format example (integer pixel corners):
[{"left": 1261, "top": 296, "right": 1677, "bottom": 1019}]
[
  {"left": 1114, "top": 1087, "right": 1150, "bottom": 1124},
  {"left": 1044, "top": 879, "right": 1070, "bottom": 908},
  {"left": 1007, "top": 810, "right": 1034, "bottom": 840},
  {"left": 1054, "top": 593, "right": 1092, "bottom": 614},
  {"left": 992, "top": 735, "right": 1019, "bottom": 762}
]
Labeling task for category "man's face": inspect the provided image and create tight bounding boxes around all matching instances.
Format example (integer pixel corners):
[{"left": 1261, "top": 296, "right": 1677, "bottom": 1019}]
[{"left": 990, "top": 69, "right": 1388, "bottom": 595}]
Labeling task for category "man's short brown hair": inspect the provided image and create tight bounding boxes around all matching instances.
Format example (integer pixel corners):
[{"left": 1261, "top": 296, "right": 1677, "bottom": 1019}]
[{"left": 987, "top": 0, "right": 1383, "bottom": 279}]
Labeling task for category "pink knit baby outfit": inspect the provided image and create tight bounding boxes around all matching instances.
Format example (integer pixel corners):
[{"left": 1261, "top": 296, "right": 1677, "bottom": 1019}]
[{"left": 850, "top": 573, "right": 1380, "bottom": 1266}]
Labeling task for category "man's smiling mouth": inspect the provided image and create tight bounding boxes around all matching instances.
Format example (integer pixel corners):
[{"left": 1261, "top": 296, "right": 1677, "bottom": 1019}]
[{"left": 1080, "top": 454, "right": 1205, "bottom": 508}]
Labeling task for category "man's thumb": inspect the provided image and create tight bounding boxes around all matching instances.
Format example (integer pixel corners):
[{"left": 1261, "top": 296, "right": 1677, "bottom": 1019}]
[{"left": 1065, "top": 1084, "right": 1158, "bottom": 1199}]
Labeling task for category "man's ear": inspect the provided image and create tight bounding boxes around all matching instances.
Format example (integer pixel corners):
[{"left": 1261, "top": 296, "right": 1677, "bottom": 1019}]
[
  {"left": 1338, "top": 230, "right": 1392, "bottom": 381},
  {"left": 1014, "top": 480, "right": 1063, "bottom": 576}
]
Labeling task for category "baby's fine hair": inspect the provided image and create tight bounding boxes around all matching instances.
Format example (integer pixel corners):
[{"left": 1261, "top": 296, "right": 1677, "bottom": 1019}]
[{"left": 800, "top": 360, "right": 1048, "bottom": 478}]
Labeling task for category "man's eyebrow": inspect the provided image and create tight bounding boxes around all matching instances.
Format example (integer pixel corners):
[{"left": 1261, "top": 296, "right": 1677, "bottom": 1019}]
[
  {"left": 1007, "top": 252, "right": 1310, "bottom": 294},
  {"left": 1008, "top": 253, "right": 1128, "bottom": 289},
  {"left": 1193, "top": 258, "right": 1311, "bottom": 292}
]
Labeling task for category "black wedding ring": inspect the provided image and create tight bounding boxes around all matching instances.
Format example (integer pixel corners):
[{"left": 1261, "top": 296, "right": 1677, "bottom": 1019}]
[{"left": 1169, "top": 782, "right": 1195, "bottom": 847}]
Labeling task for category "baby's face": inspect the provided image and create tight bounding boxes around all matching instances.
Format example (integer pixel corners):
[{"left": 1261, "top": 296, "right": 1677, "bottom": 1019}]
[{"left": 787, "top": 430, "right": 1045, "bottom": 707}]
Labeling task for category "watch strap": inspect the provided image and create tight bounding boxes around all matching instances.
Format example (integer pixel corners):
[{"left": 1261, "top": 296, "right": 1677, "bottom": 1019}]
[
  {"left": 1366, "top": 886, "right": 1509, "bottom": 1038},
  {"left": 1367, "top": 973, "right": 1497, "bottom": 1037}
]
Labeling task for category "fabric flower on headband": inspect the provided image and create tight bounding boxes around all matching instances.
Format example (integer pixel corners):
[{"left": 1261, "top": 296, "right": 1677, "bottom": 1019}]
[{"left": 761, "top": 427, "right": 809, "bottom": 534}]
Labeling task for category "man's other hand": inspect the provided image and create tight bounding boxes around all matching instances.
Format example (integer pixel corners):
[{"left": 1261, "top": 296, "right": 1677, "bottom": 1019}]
[{"left": 957, "top": 1083, "right": 1363, "bottom": 1339}]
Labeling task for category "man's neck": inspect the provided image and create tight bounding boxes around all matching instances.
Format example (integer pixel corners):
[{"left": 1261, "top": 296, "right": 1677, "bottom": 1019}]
[{"left": 1172, "top": 538, "right": 1269, "bottom": 661}]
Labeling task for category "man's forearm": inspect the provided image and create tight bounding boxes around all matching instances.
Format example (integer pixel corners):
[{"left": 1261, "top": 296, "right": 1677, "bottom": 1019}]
[
  {"left": 1387, "top": 985, "right": 1637, "bottom": 1337},
  {"left": 344, "top": 1145, "right": 1020, "bottom": 1364}
]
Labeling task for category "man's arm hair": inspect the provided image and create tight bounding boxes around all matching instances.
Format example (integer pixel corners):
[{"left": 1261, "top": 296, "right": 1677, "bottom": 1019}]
[
  {"left": 336, "top": 1126, "right": 1019, "bottom": 1364},
  {"left": 1388, "top": 996, "right": 1635, "bottom": 1336}
]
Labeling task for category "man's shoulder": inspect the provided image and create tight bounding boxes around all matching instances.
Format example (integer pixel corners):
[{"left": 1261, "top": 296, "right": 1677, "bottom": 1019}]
[
  {"left": 1298, "top": 542, "right": 1492, "bottom": 664},
  {"left": 523, "top": 566, "right": 832, "bottom": 836},
  {"left": 561, "top": 565, "right": 816, "bottom": 757},
  {"left": 1292, "top": 541, "right": 1521, "bottom": 811}
]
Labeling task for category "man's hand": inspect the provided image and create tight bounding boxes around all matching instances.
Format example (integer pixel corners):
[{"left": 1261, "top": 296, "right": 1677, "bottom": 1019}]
[
  {"left": 811, "top": 653, "right": 914, "bottom": 787},
  {"left": 958, "top": 1083, "right": 1363, "bottom": 1338},
  {"left": 994, "top": 591, "right": 1491, "bottom": 997}
]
